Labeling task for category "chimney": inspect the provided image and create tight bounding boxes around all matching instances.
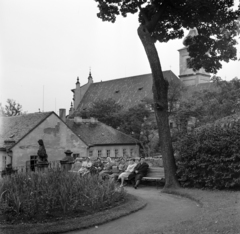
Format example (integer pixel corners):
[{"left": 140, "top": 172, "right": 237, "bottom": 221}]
[
  {"left": 74, "top": 116, "right": 83, "bottom": 123},
  {"left": 59, "top": 109, "right": 66, "bottom": 122}
]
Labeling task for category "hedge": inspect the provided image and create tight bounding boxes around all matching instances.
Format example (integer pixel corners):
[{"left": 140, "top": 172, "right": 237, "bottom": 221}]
[{"left": 176, "top": 122, "right": 240, "bottom": 189}]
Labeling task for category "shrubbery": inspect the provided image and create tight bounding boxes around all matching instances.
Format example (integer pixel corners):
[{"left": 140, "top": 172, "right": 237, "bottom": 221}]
[
  {"left": 0, "top": 170, "right": 126, "bottom": 223},
  {"left": 176, "top": 122, "right": 240, "bottom": 189}
]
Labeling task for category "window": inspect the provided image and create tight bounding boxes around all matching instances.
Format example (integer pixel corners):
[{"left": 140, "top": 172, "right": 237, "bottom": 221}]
[
  {"left": 115, "top": 90, "right": 119, "bottom": 93},
  {"left": 186, "top": 58, "right": 190, "bottom": 68},
  {"left": 138, "top": 87, "right": 143, "bottom": 91},
  {"left": 89, "top": 151, "right": 93, "bottom": 157},
  {"left": 30, "top": 155, "right": 38, "bottom": 171},
  {"left": 98, "top": 150, "right": 102, "bottom": 157},
  {"left": 169, "top": 122, "right": 173, "bottom": 129},
  {"left": 115, "top": 149, "right": 119, "bottom": 157},
  {"left": 130, "top": 149, "right": 134, "bottom": 156},
  {"left": 123, "top": 149, "right": 127, "bottom": 157},
  {"left": 3, "top": 156, "right": 7, "bottom": 168},
  {"left": 107, "top": 150, "right": 110, "bottom": 157}
]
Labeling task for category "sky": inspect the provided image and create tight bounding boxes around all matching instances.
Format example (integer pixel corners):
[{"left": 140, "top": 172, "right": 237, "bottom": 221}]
[{"left": 0, "top": 0, "right": 239, "bottom": 114}]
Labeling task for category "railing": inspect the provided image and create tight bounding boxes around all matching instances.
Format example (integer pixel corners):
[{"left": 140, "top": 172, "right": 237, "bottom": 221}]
[{"left": 1, "top": 161, "right": 62, "bottom": 176}]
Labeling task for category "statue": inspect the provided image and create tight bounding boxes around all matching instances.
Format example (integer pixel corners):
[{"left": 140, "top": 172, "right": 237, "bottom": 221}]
[{"left": 37, "top": 139, "right": 48, "bottom": 163}]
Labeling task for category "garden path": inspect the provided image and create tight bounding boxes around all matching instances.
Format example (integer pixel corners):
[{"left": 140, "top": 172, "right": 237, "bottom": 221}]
[{"left": 67, "top": 186, "right": 200, "bottom": 234}]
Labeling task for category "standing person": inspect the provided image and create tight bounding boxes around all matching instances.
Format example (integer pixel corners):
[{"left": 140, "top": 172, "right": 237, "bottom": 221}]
[
  {"left": 118, "top": 158, "right": 137, "bottom": 187},
  {"left": 128, "top": 157, "right": 149, "bottom": 189}
]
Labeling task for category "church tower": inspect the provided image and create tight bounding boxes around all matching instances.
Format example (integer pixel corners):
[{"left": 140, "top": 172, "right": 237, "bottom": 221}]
[{"left": 178, "top": 28, "right": 211, "bottom": 86}]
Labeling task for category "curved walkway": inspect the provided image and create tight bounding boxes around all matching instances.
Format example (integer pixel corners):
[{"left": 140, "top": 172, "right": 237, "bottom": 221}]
[{"left": 67, "top": 186, "right": 200, "bottom": 234}]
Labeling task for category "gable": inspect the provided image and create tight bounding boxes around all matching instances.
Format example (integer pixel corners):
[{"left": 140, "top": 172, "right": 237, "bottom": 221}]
[{"left": 0, "top": 112, "right": 53, "bottom": 149}]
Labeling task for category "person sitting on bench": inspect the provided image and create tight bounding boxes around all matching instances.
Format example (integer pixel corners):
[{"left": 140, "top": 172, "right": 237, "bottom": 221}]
[
  {"left": 118, "top": 158, "right": 137, "bottom": 187},
  {"left": 128, "top": 157, "right": 149, "bottom": 189}
]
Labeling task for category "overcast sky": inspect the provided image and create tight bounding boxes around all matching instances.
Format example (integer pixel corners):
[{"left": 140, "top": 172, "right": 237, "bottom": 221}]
[{"left": 0, "top": 0, "right": 239, "bottom": 114}]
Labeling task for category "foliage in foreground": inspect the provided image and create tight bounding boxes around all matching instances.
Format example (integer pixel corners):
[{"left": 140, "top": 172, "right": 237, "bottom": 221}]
[
  {"left": 0, "top": 170, "right": 125, "bottom": 223},
  {"left": 176, "top": 122, "right": 240, "bottom": 189}
]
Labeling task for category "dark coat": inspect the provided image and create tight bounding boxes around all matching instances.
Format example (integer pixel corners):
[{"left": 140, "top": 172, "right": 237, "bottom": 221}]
[{"left": 134, "top": 162, "right": 149, "bottom": 177}]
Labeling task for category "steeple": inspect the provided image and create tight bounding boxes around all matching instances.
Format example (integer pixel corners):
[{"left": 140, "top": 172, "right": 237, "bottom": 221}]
[
  {"left": 69, "top": 102, "right": 74, "bottom": 116},
  {"left": 178, "top": 28, "right": 210, "bottom": 86},
  {"left": 76, "top": 77, "right": 80, "bottom": 85},
  {"left": 88, "top": 69, "right": 93, "bottom": 84}
]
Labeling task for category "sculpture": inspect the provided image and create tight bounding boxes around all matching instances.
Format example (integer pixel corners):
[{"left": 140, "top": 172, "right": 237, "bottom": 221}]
[{"left": 37, "top": 139, "right": 48, "bottom": 163}]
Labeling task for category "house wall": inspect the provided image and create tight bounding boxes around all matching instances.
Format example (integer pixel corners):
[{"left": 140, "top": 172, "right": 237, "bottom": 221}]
[
  {"left": 11, "top": 113, "right": 87, "bottom": 168},
  {"left": 87, "top": 145, "right": 139, "bottom": 160}
]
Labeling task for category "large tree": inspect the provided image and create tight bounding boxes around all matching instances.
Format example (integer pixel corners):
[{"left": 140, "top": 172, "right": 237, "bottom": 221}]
[
  {"left": 94, "top": 0, "right": 240, "bottom": 189},
  {"left": 173, "top": 76, "right": 240, "bottom": 134},
  {"left": 78, "top": 98, "right": 123, "bottom": 128},
  {"left": 0, "top": 99, "right": 23, "bottom": 117}
]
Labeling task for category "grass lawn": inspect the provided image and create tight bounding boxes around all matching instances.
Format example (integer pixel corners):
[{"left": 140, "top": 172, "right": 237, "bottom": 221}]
[{"left": 158, "top": 188, "right": 240, "bottom": 234}]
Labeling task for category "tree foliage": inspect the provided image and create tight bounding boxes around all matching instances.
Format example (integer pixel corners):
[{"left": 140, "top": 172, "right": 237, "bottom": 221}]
[
  {"left": 94, "top": 0, "right": 240, "bottom": 189},
  {"left": 78, "top": 99, "right": 158, "bottom": 156},
  {"left": 172, "top": 76, "right": 240, "bottom": 133},
  {"left": 95, "top": 0, "right": 239, "bottom": 73},
  {"left": 78, "top": 98, "right": 123, "bottom": 129},
  {"left": 0, "top": 99, "right": 23, "bottom": 117}
]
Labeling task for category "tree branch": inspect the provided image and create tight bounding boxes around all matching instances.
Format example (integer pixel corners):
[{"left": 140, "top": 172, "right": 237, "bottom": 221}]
[{"left": 145, "top": 0, "right": 168, "bottom": 33}]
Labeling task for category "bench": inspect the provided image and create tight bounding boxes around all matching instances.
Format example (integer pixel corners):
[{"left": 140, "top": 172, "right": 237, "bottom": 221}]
[
  {"left": 142, "top": 167, "right": 165, "bottom": 182},
  {"left": 124, "top": 166, "right": 165, "bottom": 183}
]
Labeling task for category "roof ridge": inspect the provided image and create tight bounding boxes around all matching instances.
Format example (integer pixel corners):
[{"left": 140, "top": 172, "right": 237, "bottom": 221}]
[
  {"left": 93, "top": 73, "right": 153, "bottom": 84},
  {"left": 0, "top": 111, "right": 53, "bottom": 119}
]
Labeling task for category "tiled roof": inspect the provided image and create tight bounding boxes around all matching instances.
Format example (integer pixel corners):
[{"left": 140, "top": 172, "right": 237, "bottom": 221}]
[
  {"left": 0, "top": 112, "right": 53, "bottom": 149},
  {"left": 77, "top": 71, "right": 180, "bottom": 111},
  {"left": 66, "top": 119, "right": 139, "bottom": 146}
]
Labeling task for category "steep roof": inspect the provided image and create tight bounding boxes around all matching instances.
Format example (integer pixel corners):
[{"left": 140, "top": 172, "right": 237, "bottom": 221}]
[
  {"left": 77, "top": 71, "right": 180, "bottom": 111},
  {"left": 66, "top": 119, "right": 139, "bottom": 146},
  {"left": 0, "top": 112, "right": 53, "bottom": 149}
]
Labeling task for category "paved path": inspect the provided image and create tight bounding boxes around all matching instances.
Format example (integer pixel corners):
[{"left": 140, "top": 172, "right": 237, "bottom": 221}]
[{"left": 67, "top": 186, "right": 200, "bottom": 234}]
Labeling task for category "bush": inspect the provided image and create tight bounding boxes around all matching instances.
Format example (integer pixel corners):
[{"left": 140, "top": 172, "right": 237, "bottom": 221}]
[
  {"left": 176, "top": 122, "right": 240, "bottom": 189},
  {"left": 0, "top": 170, "right": 126, "bottom": 223}
]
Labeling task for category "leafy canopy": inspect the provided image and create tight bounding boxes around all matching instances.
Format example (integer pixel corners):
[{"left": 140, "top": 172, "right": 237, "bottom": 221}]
[
  {"left": 0, "top": 99, "right": 23, "bottom": 117},
  {"left": 78, "top": 98, "right": 123, "bottom": 128},
  {"left": 95, "top": 0, "right": 240, "bottom": 73}
]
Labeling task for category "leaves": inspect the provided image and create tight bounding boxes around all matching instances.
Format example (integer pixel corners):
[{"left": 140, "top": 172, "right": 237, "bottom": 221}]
[
  {"left": 177, "top": 122, "right": 240, "bottom": 189},
  {"left": 95, "top": 0, "right": 240, "bottom": 73},
  {"left": 0, "top": 99, "right": 23, "bottom": 117}
]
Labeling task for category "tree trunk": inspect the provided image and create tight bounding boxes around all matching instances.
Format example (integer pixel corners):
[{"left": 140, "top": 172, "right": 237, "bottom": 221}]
[{"left": 137, "top": 24, "right": 180, "bottom": 189}]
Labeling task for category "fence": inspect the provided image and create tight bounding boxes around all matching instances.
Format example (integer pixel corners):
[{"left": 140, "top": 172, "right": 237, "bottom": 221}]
[{"left": 0, "top": 161, "right": 62, "bottom": 177}]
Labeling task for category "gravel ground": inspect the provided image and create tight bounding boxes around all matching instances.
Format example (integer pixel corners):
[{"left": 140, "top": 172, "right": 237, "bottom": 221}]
[
  {"left": 69, "top": 186, "right": 200, "bottom": 234},
  {"left": 68, "top": 186, "right": 240, "bottom": 234}
]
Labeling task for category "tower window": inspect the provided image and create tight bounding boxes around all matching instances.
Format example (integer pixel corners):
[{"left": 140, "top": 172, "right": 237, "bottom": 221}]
[{"left": 186, "top": 58, "right": 190, "bottom": 68}]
